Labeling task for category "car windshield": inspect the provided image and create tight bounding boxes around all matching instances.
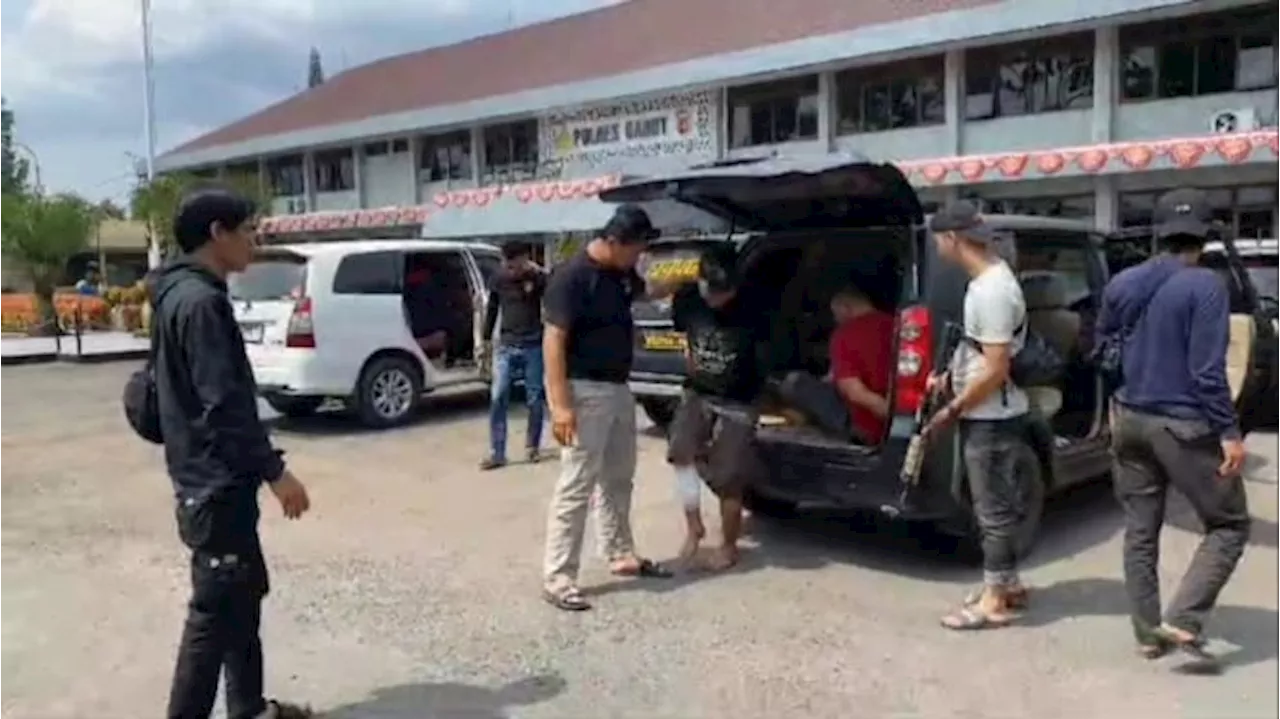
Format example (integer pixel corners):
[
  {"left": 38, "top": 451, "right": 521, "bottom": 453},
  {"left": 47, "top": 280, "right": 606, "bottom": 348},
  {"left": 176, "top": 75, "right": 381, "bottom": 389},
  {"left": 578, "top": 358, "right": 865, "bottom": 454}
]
[{"left": 228, "top": 256, "right": 307, "bottom": 301}]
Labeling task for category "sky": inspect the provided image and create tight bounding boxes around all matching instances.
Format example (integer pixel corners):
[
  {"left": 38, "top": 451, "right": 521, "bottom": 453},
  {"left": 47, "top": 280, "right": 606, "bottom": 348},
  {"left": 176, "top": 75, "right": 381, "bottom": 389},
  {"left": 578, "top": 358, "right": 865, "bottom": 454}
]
[{"left": 1, "top": 0, "right": 619, "bottom": 204}]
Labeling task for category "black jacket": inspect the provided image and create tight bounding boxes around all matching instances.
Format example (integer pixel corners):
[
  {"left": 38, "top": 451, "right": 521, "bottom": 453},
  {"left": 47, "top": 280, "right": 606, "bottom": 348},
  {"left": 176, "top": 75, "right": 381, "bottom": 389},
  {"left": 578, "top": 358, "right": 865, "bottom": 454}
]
[
  {"left": 482, "top": 265, "right": 546, "bottom": 347},
  {"left": 149, "top": 259, "right": 284, "bottom": 495}
]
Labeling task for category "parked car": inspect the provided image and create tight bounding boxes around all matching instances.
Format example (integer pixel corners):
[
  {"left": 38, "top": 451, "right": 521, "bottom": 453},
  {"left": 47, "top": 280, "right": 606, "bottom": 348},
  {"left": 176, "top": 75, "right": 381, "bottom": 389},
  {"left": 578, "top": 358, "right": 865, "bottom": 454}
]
[
  {"left": 606, "top": 154, "right": 1274, "bottom": 555},
  {"left": 1201, "top": 237, "right": 1278, "bottom": 428},
  {"left": 229, "top": 239, "right": 501, "bottom": 427}
]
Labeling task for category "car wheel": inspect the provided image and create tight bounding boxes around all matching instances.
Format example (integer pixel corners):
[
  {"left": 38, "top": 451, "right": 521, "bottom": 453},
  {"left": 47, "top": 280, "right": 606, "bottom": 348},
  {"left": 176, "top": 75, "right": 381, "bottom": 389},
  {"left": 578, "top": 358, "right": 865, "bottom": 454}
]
[
  {"left": 264, "top": 394, "right": 324, "bottom": 418},
  {"left": 640, "top": 397, "right": 678, "bottom": 430},
  {"left": 743, "top": 488, "right": 797, "bottom": 520},
  {"left": 354, "top": 356, "right": 423, "bottom": 428}
]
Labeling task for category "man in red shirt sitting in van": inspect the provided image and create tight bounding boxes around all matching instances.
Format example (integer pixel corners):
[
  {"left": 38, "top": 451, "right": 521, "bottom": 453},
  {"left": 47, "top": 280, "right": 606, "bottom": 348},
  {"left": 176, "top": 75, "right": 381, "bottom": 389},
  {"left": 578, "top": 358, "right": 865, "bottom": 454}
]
[{"left": 828, "top": 282, "right": 894, "bottom": 443}]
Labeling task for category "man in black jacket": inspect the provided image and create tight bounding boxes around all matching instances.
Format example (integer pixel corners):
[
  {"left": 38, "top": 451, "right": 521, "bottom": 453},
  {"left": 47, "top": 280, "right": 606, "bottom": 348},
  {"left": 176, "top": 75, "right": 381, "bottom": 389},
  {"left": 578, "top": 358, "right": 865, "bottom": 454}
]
[
  {"left": 479, "top": 240, "right": 547, "bottom": 469},
  {"left": 150, "top": 187, "right": 312, "bottom": 719}
]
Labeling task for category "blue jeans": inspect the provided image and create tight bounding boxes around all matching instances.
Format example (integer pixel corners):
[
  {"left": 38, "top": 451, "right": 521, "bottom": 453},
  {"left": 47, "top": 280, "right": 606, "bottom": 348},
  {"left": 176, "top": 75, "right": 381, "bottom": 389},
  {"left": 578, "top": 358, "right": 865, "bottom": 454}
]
[{"left": 489, "top": 343, "right": 545, "bottom": 461}]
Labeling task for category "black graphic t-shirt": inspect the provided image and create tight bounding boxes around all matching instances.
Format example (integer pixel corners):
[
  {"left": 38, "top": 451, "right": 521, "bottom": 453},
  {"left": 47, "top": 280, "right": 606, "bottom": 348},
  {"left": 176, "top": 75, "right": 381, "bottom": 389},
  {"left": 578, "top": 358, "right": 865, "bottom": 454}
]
[{"left": 672, "top": 285, "right": 761, "bottom": 402}]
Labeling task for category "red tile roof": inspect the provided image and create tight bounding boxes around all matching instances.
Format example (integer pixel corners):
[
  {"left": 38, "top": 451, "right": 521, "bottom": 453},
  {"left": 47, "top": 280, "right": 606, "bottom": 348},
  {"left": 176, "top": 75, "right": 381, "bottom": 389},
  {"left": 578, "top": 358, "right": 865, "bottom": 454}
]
[{"left": 172, "top": 0, "right": 994, "bottom": 155}]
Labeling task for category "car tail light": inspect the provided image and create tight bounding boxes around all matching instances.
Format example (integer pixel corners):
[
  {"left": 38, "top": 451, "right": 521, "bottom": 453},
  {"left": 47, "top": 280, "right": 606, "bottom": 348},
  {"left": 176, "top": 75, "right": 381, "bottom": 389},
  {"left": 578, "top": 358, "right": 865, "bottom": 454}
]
[
  {"left": 895, "top": 305, "right": 933, "bottom": 414},
  {"left": 285, "top": 296, "right": 316, "bottom": 348}
]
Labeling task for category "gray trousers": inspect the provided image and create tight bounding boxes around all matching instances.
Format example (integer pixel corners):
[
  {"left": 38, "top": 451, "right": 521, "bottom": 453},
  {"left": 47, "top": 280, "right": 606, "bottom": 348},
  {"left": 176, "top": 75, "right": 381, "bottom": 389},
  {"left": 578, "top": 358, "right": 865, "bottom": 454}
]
[
  {"left": 960, "top": 417, "right": 1028, "bottom": 588},
  {"left": 1111, "top": 404, "right": 1250, "bottom": 641},
  {"left": 543, "top": 380, "right": 638, "bottom": 588}
]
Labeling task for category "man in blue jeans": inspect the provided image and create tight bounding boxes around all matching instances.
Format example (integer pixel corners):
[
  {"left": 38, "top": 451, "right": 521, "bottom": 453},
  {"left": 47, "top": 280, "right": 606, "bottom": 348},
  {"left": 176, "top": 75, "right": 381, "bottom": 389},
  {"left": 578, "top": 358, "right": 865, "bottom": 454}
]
[{"left": 480, "top": 241, "right": 546, "bottom": 470}]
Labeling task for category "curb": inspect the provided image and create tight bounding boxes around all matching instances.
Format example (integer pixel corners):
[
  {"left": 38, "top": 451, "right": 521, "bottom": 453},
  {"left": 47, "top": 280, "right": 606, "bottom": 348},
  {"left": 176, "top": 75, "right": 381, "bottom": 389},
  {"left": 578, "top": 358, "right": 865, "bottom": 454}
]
[{"left": 1, "top": 349, "right": 148, "bottom": 366}]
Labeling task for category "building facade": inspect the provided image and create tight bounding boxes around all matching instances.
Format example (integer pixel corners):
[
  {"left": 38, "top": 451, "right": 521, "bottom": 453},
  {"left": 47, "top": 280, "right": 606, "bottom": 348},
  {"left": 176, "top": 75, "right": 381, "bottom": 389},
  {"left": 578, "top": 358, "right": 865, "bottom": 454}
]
[{"left": 159, "top": 0, "right": 1279, "bottom": 243}]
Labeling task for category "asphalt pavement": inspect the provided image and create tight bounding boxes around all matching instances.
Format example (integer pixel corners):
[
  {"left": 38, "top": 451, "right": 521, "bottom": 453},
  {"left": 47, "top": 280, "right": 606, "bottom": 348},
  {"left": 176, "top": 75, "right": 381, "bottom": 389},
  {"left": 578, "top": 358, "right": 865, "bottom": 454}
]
[{"left": 1, "top": 362, "right": 1276, "bottom": 718}]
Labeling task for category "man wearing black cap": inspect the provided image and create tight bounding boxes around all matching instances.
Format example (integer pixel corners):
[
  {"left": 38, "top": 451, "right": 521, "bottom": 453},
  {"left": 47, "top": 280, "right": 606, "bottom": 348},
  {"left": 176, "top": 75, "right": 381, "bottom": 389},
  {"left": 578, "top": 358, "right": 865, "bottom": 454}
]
[
  {"left": 540, "top": 204, "right": 675, "bottom": 611},
  {"left": 1098, "top": 188, "right": 1249, "bottom": 660},
  {"left": 923, "top": 200, "right": 1031, "bottom": 631},
  {"left": 666, "top": 244, "right": 765, "bottom": 571}
]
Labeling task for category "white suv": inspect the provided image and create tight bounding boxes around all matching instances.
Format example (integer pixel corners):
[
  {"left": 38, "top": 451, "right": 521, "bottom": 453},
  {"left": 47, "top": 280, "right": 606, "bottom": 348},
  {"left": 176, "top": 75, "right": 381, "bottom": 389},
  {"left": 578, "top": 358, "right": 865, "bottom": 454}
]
[{"left": 229, "top": 239, "right": 501, "bottom": 427}]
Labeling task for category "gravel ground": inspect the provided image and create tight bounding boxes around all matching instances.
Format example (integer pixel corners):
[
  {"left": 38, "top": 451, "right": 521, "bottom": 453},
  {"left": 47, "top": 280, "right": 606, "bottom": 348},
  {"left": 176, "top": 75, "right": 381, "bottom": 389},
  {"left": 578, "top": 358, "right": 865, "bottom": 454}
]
[{"left": 2, "top": 362, "right": 1277, "bottom": 719}]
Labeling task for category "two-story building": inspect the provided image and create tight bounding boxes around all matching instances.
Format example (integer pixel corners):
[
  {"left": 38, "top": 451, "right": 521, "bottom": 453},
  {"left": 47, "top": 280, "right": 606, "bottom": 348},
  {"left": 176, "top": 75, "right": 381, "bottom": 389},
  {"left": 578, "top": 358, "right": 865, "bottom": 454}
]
[{"left": 158, "top": 0, "right": 1279, "bottom": 253}]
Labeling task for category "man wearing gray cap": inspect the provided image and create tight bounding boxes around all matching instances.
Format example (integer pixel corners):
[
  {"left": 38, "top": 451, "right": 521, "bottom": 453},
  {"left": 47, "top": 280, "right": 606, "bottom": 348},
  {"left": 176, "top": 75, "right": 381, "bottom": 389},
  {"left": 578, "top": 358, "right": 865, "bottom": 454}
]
[
  {"left": 923, "top": 201, "right": 1031, "bottom": 631},
  {"left": 1098, "top": 188, "right": 1248, "bottom": 661}
]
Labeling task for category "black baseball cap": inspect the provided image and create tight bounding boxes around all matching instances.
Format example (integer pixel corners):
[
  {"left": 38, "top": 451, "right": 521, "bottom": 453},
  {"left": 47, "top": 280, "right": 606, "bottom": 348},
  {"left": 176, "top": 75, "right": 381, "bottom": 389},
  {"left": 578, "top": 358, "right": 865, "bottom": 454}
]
[
  {"left": 602, "top": 204, "right": 660, "bottom": 245},
  {"left": 928, "top": 200, "right": 995, "bottom": 244},
  {"left": 1153, "top": 188, "right": 1212, "bottom": 241}
]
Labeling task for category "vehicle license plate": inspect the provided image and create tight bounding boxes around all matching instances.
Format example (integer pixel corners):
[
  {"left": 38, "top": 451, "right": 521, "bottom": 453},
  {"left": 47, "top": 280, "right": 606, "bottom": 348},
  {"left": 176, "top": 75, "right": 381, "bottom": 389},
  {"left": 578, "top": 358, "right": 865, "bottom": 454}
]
[
  {"left": 240, "top": 322, "right": 264, "bottom": 343},
  {"left": 642, "top": 331, "right": 686, "bottom": 351}
]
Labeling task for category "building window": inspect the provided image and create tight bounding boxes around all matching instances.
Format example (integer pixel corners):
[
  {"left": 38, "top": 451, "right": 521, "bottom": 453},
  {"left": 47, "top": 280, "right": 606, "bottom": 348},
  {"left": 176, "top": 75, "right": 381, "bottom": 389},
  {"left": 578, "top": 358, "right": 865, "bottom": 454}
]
[
  {"left": 978, "top": 195, "right": 1096, "bottom": 220},
  {"left": 481, "top": 120, "right": 537, "bottom": 182},
  {"left": 965, "top": 33, "right": 1094, "bottom": 120},
  {"left": 727, "top": 76, "right": 820, "bottom": 148},
  {"left": 1121, "top": 185, "right": 1277, "bottom": 237},
  {"left": 313, "top": 149, "right": 354, "bottom": 193},
  {"left": 1121, "top": 5, "right": 1278, "bottom": 101},
  {"left": 419, "top": 130, "right": 472, "bottom": 183},
  {"left": 836, "top": 56, "right": 945, "bottom": 134},
  {"left": 267, "top": 156, "right": 304, "bottom": 197}
]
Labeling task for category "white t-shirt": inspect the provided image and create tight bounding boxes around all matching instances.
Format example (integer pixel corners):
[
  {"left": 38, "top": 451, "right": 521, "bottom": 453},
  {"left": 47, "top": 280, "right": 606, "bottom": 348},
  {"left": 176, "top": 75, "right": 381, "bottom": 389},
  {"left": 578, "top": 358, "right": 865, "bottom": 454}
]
[{"left": 949, "top": 260, "right": 1029, "bottom": 420}]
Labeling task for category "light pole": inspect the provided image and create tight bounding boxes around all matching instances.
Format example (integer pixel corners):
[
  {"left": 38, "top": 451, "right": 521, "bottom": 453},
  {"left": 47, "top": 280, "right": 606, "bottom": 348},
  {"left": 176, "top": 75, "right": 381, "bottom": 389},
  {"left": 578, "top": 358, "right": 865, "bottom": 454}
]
[
  {"left": 139, "top": 0, "right": 160, "bottom": 268},
  {"left": 14, "top": 142, "right": 42, "bottom": 192}
]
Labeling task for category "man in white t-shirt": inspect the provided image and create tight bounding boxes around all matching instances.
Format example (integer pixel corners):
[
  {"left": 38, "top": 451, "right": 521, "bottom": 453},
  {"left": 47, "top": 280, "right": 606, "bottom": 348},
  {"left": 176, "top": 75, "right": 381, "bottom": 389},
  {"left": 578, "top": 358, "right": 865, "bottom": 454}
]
[{"left": 922, "top": 201, "right": 1031, "bottom": 631}]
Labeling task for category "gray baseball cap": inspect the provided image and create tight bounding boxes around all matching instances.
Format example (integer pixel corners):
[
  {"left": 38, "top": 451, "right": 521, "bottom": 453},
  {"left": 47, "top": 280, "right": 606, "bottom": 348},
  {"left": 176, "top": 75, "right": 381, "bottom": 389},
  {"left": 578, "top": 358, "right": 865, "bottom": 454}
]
[{"left": 928, "top": 200, "right": 995, "bottom": 243}]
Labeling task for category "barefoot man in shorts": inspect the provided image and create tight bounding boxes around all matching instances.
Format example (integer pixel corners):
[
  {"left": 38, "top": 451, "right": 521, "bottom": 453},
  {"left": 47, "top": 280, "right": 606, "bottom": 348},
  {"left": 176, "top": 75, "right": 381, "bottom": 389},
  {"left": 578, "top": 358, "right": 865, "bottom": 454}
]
[{"left": 668, "top": 245, "right": 765, "bottom": 571}]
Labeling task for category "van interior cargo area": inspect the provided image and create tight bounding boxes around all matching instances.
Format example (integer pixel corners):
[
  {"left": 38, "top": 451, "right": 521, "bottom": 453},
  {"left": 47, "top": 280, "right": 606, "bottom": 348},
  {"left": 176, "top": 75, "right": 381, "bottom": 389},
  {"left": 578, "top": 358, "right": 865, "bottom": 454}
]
[
  {"left": 402, "top": 252, "right": 476, "bottom": 368},
  {"left": 733, "top": 228, "right": 911, "bottom": 449}
]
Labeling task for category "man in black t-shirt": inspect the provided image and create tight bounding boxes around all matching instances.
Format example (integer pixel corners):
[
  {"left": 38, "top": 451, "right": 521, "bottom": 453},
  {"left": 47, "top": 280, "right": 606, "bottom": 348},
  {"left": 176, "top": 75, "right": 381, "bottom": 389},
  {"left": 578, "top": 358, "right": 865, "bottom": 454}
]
[
  {"left": 540, "top": 204, "right": 676, "bottom": 611},
  {"left": 479, "top": 241, "right": 547, "bottom": 470},
  {"left": 667, "top": 244, "right": 762, "bottom": 571}
]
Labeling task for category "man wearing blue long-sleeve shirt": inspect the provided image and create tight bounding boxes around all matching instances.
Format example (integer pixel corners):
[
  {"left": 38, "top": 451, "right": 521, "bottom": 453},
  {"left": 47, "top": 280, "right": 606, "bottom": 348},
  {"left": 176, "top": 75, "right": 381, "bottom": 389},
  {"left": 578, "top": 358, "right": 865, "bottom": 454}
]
[{"left": 1098, "top": 188, "right": 1249, "bottom": 662}]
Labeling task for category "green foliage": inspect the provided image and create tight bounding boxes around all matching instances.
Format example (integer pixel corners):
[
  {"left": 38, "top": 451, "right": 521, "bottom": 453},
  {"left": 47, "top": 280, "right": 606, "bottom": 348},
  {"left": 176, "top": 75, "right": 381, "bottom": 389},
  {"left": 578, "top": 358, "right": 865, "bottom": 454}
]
[
  {"left": 130, "top": 171, "right": 268, "bottom": 252},
  {"left": 95, "top": 198, "right": 126, "bottom": 220},
  {"left": 1, "top": 192, "right": 95, "bottom": 320},
  {"left": 1, "top": 98, "right": 30, "bottom": 196}
]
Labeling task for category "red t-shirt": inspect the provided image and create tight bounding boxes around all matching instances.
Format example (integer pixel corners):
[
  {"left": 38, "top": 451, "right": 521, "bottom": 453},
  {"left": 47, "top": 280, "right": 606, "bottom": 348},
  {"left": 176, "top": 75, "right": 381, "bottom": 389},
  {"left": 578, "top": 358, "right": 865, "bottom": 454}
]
[{"left": 829, "top": 310, "right": 895, "bottom": 442}]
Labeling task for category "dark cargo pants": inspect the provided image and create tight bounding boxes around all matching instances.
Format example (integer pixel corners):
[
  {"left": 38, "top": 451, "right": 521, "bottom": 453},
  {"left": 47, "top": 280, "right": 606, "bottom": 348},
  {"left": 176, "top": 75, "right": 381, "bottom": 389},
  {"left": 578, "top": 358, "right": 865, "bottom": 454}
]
[
  {"left": 1111, "top": 404, "right": 1250, "bottom": 642},
  {"left": 960, "top": 417, "right": 1029, "bottom": 588}
]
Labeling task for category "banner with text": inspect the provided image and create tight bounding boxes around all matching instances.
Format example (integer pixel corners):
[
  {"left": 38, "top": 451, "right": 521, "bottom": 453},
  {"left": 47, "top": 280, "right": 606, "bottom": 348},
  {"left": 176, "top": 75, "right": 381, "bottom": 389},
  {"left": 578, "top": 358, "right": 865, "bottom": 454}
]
[{"left": 540, "top": 90, "right": 717, "bottom": 172}]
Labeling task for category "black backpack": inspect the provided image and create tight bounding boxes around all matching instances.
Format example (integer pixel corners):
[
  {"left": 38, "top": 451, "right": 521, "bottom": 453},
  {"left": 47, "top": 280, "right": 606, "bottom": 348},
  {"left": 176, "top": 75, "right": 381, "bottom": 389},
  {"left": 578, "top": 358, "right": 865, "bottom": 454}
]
[
  {"left": 965, "top": 319, "right": 1066, "bottom": 390},
  {"left": 1091, "top": 267, "right": 1183, "bottom": 386},
  {"left": 123, "top": 328, "right": 163, "bottom": 444}
]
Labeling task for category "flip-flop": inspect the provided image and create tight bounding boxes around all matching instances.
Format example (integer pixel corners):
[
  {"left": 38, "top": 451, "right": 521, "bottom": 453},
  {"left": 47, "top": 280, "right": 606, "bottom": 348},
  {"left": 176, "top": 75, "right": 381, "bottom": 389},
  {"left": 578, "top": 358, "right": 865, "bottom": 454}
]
[
  {"left": 1152, "top": 625, "right": 1217, "bottom": 663},
  {"left": 610, "top": 558, "right": 673, "bottom": 579},
  {"left": 542, "top": 586, "right": 591, "bottom": 612},
  {"left": 1136, "top": 641, "right": 1172, "bottom": 660},
  {"left": 963, "top": 585, "right": 1029, "bottom": 610},
  {"left": 940, "top": 605, "right": 1012, "bottom": 631}
]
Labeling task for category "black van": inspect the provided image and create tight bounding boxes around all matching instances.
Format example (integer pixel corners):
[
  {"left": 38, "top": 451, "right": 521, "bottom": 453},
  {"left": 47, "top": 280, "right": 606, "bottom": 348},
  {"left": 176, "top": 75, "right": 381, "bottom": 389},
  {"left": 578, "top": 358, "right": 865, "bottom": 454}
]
[{"left": 606, "top": 154, "right": 1274, "bottom": 555}]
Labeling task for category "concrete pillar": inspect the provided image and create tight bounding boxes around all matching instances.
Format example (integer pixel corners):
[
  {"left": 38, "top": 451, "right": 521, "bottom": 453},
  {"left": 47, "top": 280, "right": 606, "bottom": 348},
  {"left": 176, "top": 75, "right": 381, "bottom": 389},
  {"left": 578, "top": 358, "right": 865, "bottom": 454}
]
[
  {"left": 943, "top": 49, "right": 964, "bottom": 156},
  {"left": 352, "top": 145, "right": 365, "bottom": 208},
  {"left": 470, "top": 126, "right": 485, "bottom": 185},
  {"left": 1092, "top": 27, "right": 1119, "bottom": 233},
  {"left": 715, "top": 87, "right": 729, "bottom": 159},
  {"left": 1091, "top": 26, "right": 1117, "bottom": 144},
  {"left": 407, "top": 135, "right": 421, "bottom": 204},
  {"left": 817, "top": 70, "right": 836, "bottom": 153},
  {"left": 256, "top": 157, "right": 268, "bottom": 200},
  {"left": 1094, "top": 175, "right": 1119, "bottom": 232},
  {"left": 301, "top": 151, "right": 315, "bottom": 211}
]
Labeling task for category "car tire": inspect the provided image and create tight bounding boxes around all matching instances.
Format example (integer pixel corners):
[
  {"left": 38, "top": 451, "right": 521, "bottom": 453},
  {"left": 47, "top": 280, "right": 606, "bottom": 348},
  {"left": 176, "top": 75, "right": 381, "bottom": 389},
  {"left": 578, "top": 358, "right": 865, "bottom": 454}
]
[
  {"left": 743, "top": 488, "right": 797, "bottom": 520},
  {"left": 640, "top": 397, "right": 678, "bottom": 430},
  {"left": 264, "top": 394, "right": 324, "bottom": 418},
  {"left": 354, "top": 355, "right": 423, "bottom": 428}
]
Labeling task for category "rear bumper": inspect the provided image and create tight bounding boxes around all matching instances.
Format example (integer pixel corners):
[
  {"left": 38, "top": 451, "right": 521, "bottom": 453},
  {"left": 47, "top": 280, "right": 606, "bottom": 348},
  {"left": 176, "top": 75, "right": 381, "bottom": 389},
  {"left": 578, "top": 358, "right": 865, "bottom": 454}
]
[
  {"left": 248, "top": 347, "right": 351, "bottom": 397},
  {"left": 628, "top": 372, "right": 685, "bottom": 400},
  {"left": 751, "top": 435, "right": 957, "bottom": 521}
]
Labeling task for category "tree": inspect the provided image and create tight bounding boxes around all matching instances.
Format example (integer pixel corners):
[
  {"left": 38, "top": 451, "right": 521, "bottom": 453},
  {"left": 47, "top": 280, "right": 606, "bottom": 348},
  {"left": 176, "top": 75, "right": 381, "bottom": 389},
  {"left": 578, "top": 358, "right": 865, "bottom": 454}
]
[
  {"left": 308, "top": 47, "right": 325, "bottom": 89},
  {"left": 1, "top": 192, "right": 95, "bottom": 323},
  {"left": 2, "top": 98, "right": 31, "bottom": 196},
  {"left": 96, "top": 198, "right": 126, "bottom": 220},
  {"left": 130, "top": 171, "right": 269, "bottom": 254}
]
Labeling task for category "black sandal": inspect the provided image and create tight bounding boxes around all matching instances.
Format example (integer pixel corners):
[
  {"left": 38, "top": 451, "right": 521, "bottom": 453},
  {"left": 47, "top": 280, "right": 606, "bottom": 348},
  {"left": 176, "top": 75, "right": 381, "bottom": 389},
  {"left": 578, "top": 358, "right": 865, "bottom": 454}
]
[
  {"left": 611, "top": 558, "right": 673, "bottom": 579},
  {"left": 542, "top": 586, "right": 592, "bottom": 612}
]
